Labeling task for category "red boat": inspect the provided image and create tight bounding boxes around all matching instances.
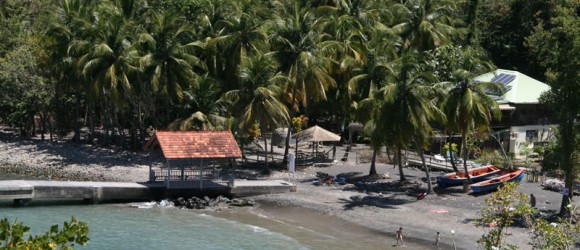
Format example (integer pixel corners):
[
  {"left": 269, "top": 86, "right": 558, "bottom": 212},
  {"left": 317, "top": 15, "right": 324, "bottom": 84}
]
[
  {"left": 437, "top": 165, "right": 500, "bottom": 188},
  {"left": 470, "top": 168, "right": 526, "bottom": 193}
]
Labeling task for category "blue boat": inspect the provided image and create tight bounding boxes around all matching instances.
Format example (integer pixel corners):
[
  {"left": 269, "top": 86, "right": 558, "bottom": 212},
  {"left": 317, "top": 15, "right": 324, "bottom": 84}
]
[
  {"left": 470, "top": 168, "right": 526, "bottom": 193},
  {"left": 437, "top": 165, "right": 500, "bottom": 188}
]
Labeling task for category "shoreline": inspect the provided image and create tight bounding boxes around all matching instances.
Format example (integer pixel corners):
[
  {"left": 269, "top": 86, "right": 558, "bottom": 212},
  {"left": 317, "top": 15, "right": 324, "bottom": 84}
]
[
  {"left": 208, "top": 199, "right": 452, "bottom": 249},
  {"left": 0, "top": 131, "right": 576, "bottom": 249}
]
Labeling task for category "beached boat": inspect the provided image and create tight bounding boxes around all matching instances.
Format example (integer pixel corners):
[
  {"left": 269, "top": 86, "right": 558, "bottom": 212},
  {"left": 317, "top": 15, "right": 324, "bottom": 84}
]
[
  {"left": 437, "top": 165, "right": 500, "bottom": 188},
  {"left": 470, "top": 168, "right": 526, "bottom": 193}
]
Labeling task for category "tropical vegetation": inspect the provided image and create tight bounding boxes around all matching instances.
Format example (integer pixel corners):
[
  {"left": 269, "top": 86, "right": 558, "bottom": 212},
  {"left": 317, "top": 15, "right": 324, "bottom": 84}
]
[{"left": 0, "top": 217, "right": 90, "bottom": 249}]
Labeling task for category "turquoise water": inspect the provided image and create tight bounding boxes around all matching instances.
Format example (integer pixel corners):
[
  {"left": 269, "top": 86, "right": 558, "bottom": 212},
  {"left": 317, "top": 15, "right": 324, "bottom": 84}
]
[
  {"left": 0, "top": 171, "right": 308, "bottom": 249},
  {"left": 1, "top": 202, "right": 309, "bottom": 250}
]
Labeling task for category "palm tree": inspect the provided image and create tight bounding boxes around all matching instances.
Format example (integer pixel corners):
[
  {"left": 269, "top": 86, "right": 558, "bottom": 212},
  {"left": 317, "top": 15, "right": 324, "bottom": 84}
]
[
  {"left": 392, "top": 0, "right": 456, "bottom": 51},
  {"left": 270, "top": 1, "right": 336, "bottom": 163},
  {"left": 45, "top": 0, "right": 100, "bottom": 142},
  {"left": 349, "top": 38, "right": 400, "bottom": 176},
  {"left": 168, "top": 74, "right": 229, "bottom": 131},
  {"left": 440, "top": 48, "right": 502, "bottom": 183},
  {"left": 137, "top": 9, "right": 203, "bottom": 125},
  {"left": 223, "top": 54, "right": 290, "bottom": 169},
  {"left": 375, "top": 51, "right": 444, "bottom": 193},
  {"left": 206, "top": 5, "right": 269, "bottom": 91},
  {"left": 78, "top": 0, "right": 144, "bottom": 146}
]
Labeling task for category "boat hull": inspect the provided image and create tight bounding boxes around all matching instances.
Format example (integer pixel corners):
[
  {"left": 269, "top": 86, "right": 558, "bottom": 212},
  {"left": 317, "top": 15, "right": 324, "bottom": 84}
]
[
  {"left": 437, "top": 165, "right": 500, "bottom": 188},
  {"left": 470, "top": 169, "right": 526, "bottom": 193}
]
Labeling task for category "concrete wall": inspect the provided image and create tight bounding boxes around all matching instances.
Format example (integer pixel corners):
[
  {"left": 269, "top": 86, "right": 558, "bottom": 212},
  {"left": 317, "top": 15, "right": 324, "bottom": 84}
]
[{"left": 508, "top": 124, "right": 557, "bottom": 157}]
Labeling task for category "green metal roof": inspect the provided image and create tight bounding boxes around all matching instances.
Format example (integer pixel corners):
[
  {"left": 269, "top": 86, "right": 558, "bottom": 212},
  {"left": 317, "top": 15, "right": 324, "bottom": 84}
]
[{"left": 474, "top": 69, "right": 551, "bottom": 104}]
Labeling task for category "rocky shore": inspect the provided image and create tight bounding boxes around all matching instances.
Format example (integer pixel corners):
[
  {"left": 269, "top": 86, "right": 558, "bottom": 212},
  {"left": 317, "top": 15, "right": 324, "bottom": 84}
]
[
  {"left": 0, "top": 128, "right": 150, "bottom": 182},
  {"left": 1, "top": 127, "right": 576, "bottom": 249}
]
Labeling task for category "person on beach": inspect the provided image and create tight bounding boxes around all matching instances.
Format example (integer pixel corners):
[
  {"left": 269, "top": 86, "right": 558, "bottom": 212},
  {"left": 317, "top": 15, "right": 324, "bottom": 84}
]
[
  {"left": 530, "top": 194, "right": 536, "bottom": 208},
  {"left": 396, "top": 227, "right": 404, "bottom": 246},
  {"left": 435, "top": 231, "right": 440, "bottom": 245}
]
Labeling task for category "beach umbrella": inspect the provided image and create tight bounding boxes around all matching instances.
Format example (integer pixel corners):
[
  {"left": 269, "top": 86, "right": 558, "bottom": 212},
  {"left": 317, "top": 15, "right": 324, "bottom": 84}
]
[
  {"left": 292, "top": 126, "right": 341, "bottom": 160},
  {"left": 292, "top": 125, "right": 341, "bottom": 142}
]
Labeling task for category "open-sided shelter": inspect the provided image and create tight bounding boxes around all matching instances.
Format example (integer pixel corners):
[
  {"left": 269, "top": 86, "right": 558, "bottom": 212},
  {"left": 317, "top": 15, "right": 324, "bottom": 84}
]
[
  {"left": 292, "top": 125, "right": 341, "bottom": 161},
  {"left": 144, "top": 130, "right": 242, "bottom": 189}
]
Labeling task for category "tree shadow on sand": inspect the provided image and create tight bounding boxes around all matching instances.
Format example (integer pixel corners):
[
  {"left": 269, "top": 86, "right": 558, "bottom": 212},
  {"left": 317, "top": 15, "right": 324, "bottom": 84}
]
[
  {"left": 338, "top": 178, "right": 425, "bottom": 210},
  {"left": 339, "top": 193, "right": 414, "bottom": 210},
  {"left": 433, "top": 186, "right": 466, "bottom": 198}
]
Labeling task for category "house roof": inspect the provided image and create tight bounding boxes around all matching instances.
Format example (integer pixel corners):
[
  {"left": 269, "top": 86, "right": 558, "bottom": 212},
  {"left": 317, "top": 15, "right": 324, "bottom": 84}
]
[
  {"left": 144, "top": 130, "right": 242, "bottom": 159},
  {"left": 474, "top": 69, "right": 550, "bottom": 104}
]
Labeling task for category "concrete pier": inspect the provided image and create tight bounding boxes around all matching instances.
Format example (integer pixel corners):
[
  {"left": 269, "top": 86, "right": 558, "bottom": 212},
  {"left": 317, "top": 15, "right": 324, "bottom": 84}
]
[{"left": 0, "top": 179, "right": 296, "bottom": 204}]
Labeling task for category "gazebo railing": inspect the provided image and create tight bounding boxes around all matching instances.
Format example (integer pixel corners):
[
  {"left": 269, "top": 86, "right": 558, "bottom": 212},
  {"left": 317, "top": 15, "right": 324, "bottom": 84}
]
[{"left": 150, "top": 168, "right": 232, "bottom": 189}]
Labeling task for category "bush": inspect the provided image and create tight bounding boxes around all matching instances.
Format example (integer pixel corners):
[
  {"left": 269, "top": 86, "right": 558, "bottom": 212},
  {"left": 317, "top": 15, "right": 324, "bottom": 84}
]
[{"left": 0, "top": 217, "right": 89, "bottom": 249}]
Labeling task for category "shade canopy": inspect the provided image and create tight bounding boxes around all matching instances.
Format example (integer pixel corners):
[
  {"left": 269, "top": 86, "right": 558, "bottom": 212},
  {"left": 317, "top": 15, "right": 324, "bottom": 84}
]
[{"left": 292, "top": 125, "right": 341, "bottom": 142}]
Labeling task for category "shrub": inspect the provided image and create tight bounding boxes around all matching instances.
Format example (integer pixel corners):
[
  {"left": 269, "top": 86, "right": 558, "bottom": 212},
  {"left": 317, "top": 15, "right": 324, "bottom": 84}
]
[{"left": 0, "top": 217, "right": 89, "bottom": 249}]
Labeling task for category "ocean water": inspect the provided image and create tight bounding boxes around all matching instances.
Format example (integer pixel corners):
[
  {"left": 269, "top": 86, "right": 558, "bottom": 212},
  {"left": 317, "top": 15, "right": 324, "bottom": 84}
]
[
  {"left": 0, "top": 174, "right": 428, "bottom": 249},
  {"left": 0, "top": 202, "right": 309, "bottom": 250},
  {"left": 0, "top": 172, "right": 309, "bottom": 249}
]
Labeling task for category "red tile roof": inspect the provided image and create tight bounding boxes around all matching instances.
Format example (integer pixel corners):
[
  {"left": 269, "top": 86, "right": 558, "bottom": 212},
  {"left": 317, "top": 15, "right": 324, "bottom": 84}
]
[{"left": 144, "top": 130, "right": 242, "bottom": 159}]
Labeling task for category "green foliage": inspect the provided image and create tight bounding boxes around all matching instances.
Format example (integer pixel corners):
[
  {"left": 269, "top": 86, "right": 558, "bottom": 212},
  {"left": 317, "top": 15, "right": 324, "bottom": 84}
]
[
  {"left": 541, "top": 139, "right": 560, "bottom": 173},
  {"left": 292, "top": 117, "right": 303, "bottom": 133},
  {"left": 476, "top": 150, "right": 511, "bottom": 169},
  {"left": 443, "top": 142, "right": 458, "bottom": 153},
  {"left": 526, "top": 0, "right": 580, "bottom": 214},
  {"left": 533, "top": 146, "right": 545, "bottom": 157},
  {"left": 527, "top": 209, "right": 580, "bottom": 250},
  {"left": 519, "top": 142, "right": 533, "bottom": 160},
  {"left": 0, "top": 217, "right": 89, "bottom": 249},
  {"left": 478, "top": 183, "right": 580, "bottom": 249},
  {"left": 476, "top": 0, "right": 548, "bottom": 79},
  {"left": 0, "top": 36, "right": 52, "bottom": 132},
  {"left": 477, "top": 182, "right": 534, "bottom": 249}
]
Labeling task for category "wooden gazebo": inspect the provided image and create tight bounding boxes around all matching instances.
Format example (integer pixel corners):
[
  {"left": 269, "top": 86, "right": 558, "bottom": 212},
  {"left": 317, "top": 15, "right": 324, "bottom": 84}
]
[{"left": 144, "top": 130, "right": 242, "bottom": 190}]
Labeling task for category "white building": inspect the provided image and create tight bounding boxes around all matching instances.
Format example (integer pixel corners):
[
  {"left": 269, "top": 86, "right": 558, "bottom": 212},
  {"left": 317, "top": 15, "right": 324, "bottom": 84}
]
[{"left": 474, "top": 69, "right": 555, "bottom": 157}]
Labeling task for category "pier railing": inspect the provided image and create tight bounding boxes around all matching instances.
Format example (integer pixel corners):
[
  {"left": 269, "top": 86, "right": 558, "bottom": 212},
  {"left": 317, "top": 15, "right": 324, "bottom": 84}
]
[{"left": 150, "top": 168, "right": 233, "bottom": 189}]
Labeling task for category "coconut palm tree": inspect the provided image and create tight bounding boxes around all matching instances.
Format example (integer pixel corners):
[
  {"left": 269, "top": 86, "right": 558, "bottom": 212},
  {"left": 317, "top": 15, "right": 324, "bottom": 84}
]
[
  {"left": 392, "top": 0, "right": 456, "bottom": 51},
  {"left": 168, "top": 74, "right": 229, "bottom": 131},
  {"left": 136, "top": 9, "right": 203, "bottom": 125},
  {"left": 441, "top": 73, "right": 502, "bottom": 183},
  {"left": 206, "top": 5, "right": 269, "bottom": 91},
  {"left": 375, "top": 50, "right": 444, "bottom": 193},
  {"left": 230, "top": 54, "right": 290, "bottom": 170},
  {"left": 78, "top": 0, "right": 145, "bottom": 146},
  {"left": 270, "top": 1, "right": 336, "bottom": 163},
  {"left": 45, "top": 0, "right": 100, "bottom": 142}
]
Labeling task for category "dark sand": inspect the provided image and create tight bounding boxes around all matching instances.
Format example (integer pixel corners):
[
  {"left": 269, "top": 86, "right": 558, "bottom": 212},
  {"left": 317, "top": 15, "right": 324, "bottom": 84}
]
[
  {"left": 1, "top": 129, "right": 577, "bottom": 249},
  {"left": 210, "top": 201, "right": 452, "bottom": 249}
]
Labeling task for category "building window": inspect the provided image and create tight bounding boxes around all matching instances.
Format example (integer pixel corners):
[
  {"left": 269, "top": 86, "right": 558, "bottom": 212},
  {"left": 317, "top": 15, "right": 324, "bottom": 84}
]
[{"left": 526, "top": 130, "right": 538, "bottom": 142}]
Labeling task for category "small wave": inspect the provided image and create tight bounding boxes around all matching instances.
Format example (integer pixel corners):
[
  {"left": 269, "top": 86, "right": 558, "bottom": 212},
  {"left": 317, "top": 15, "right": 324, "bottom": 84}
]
[
  {"left": 250, "top": 225, "right": 269, "bottom": 233},
  {"left": 130, "top": 200, "right": 174, "bottom": 209}
]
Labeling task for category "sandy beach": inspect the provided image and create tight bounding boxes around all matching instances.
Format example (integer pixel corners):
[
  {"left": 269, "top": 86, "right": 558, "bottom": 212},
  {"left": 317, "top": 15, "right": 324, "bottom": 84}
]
[{"left": 0, "top": 128, "right": 575, "bottom": 249}]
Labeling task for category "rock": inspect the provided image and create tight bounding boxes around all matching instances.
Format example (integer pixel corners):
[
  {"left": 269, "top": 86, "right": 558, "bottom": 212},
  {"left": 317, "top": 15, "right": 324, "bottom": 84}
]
[{"left": 229, "top": 199, "right": 255, "bottom": 207}]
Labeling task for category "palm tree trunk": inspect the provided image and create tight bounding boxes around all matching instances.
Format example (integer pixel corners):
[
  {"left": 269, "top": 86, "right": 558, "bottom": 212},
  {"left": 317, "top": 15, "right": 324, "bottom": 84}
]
[
  {"left": 369, "top": 149, "right": 378, "bottom": 176},
  {"left": 40, "top": 112, "right": 46, "bottom": 141},
  {"left": 73, "top": 97, "right": 81, "bottom": 143},
  {"left": 397, "top": 146, "right": 406, "bottom": 181},
  {"left": 263, "top": 134, "right": 269, "bottom": 170},
  {"left": 386, "top": 146, "right": 392, "bottom": 164},
  {"left": 416, "top": 141, "right": 433, "bottom": 193},
  {"left": 558, "top": 117, "right": 576, "bottom": 216},
  {"left": 88, "top": 105, "right": 95, "bottom": 144},
  {"left": 448, "top": 133, "right": 459, "bottom": 172},
  {"left": 282, "top": 88, "right": 298, "bottom": 164},
  {"left": 461, "top": 130, "right": 472, "bottom": 183}
]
